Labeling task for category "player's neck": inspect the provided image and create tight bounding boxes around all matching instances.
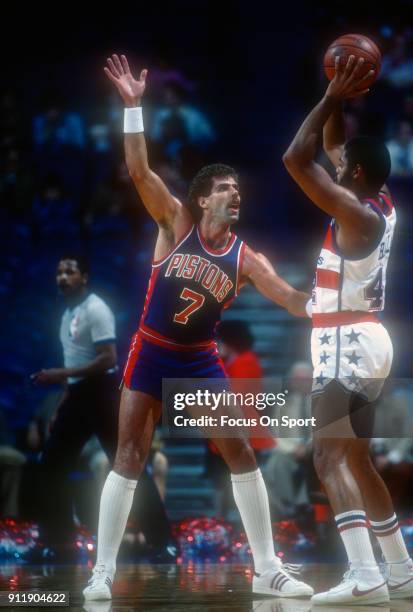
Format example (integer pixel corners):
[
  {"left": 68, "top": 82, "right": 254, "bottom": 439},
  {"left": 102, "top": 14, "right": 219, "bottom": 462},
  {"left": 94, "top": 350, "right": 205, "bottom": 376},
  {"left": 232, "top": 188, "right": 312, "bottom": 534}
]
[
  {"left": 352, "top": 185, "right": 379, "bottom": 201},
  {"left": 65, "top": 287, "right": 89, "bottom": 309},
  {"left": 198, "top": 219, "right": 232, "bottom": 250}
]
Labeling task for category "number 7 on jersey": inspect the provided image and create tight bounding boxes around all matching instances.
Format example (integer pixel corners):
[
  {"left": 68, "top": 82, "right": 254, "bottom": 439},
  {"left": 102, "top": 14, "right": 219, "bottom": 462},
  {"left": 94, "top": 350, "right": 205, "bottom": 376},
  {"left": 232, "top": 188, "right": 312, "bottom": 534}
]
[{"left": 174, "top": 288, "right": 205, "bottom": 325}]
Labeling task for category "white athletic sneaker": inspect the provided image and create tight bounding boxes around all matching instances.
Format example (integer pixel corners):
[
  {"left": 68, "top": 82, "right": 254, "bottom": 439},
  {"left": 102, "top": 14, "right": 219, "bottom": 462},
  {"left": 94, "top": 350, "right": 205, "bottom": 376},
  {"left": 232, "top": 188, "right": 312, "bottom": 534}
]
[
  {"left": 83, "top": 564, "right": 114, "bottom": 601},
  {"left": 382, "top": 558, "right": 413, "bottom": 599},
  {"left": 311, "top": 567, "right": 389, "bottom": 606},
  {"left": 252, "top": 564, "right": 314, "bottom": 598}
]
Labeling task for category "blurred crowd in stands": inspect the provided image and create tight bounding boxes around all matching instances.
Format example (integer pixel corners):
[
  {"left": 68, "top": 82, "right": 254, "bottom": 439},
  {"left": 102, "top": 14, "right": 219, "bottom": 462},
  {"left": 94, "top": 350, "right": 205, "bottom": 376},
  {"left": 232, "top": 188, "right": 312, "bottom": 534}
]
[{"left": 1, "top": 12, "right": 413, "bottom": 540}]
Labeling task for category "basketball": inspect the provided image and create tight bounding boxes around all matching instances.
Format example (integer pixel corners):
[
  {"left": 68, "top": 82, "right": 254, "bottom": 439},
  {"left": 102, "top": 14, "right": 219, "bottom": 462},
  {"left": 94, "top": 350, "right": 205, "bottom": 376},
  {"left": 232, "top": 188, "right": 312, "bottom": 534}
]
[{"left": 323, "top": 34, "right": 381, "bottom": 89}]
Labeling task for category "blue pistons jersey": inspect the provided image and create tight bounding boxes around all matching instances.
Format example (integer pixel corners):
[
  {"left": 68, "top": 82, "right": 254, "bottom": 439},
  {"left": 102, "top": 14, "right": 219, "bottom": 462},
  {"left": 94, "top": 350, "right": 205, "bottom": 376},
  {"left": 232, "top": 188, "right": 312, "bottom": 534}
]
[{"left": 139, "top": 225, "right": 246, "bottom": 346}]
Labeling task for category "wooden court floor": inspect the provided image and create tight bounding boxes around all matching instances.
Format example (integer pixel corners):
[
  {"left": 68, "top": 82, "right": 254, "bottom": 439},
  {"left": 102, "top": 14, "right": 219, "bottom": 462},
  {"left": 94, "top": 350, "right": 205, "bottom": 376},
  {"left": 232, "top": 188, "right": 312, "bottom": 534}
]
[{"left": 0, "top": 563, "right": 412, "bottom": 611}]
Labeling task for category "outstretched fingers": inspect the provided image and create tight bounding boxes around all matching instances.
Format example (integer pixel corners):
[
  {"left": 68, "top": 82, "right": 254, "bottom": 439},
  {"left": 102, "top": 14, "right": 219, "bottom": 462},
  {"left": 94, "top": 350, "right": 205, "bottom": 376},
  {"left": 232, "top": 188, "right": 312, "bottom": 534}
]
[
  {"left": 103, "top": 66, "right": 119, "bottom": 83},
  {"left": 112, "top": 54, "right": 124, "bottom": 75},
  {"left": 121, "top": 54, "right": 131, "bottom": 74},
  {"left": 107, "top": 57, "right": 121, "bottom": 78}
]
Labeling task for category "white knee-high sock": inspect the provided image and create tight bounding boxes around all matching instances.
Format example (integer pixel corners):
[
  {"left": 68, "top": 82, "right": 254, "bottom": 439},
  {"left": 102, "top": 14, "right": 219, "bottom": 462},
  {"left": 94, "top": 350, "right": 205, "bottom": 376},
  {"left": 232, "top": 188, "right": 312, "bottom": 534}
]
[
  {"left": 96, "top": 470, "right": 137, "bottom": 574},
  {"left": 370, "top": 514, "right": 411, "bottom": 564},
  {"left": 231, "top": 468, "right": 279, "bottom": 574},
  {"left": 335, "top": 510, "right": 377, "bottom": 569}
]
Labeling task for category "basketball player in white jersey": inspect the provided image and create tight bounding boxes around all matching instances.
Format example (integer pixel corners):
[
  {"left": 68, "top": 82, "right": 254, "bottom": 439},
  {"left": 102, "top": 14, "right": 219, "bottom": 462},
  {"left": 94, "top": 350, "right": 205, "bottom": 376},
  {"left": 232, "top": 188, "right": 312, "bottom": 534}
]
[{"left": 283, "top": 55, "right": 413, "bottom": 605}]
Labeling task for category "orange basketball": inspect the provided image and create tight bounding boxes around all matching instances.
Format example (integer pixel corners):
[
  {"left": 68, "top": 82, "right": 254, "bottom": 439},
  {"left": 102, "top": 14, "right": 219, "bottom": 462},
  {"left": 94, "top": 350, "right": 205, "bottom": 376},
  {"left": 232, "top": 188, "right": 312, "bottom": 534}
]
[{"left": 323, "top": 34, "right": 381, "bottom": 89}]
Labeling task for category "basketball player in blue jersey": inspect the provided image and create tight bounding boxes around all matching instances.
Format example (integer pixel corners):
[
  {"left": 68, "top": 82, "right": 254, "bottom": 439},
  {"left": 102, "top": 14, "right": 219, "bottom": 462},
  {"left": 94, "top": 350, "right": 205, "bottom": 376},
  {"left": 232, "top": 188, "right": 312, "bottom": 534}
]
[
  {"left": 83, "top": 54, "right": 314, "bottom": 601},
  {"left": 283, "top": 55, "right": 413, "bottom": 605}
]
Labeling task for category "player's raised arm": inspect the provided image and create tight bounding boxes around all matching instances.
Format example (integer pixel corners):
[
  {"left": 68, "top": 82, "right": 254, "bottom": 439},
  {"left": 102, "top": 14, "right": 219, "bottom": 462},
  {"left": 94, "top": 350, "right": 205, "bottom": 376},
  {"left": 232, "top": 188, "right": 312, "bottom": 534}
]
[
  {"left": 282, "top": 56, "right": 379, "bottom": 237},
  {"left": 323, "top": 103, "right": 345, "bottom": 168},
  {"left": 241, "top": 246, "right": 311, "bottom": 318},
  {"left": 104, "top": 54, "right": 191, "bottom": 232}
]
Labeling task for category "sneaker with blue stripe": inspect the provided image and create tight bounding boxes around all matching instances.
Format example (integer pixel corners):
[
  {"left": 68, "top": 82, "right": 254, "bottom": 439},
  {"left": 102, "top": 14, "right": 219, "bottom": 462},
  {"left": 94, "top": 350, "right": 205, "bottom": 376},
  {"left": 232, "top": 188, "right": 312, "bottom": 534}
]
[{"left": 252, "top": 564, "right": 314, "bottom": 598}]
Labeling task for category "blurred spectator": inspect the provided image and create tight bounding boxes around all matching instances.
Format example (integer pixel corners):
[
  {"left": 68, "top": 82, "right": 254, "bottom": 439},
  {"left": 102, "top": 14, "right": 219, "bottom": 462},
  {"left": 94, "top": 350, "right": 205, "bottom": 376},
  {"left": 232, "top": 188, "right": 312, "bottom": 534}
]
[
  {"left": 0, "top": 148, "right": 33, "bottom": 216},
  {"left": 33, "top": 90, "right": 85, "bottom": 152},
  {"left": 217, "top": 320, "right": 275, "bottom": 452},
  {"left": 0, "top": 89, "right": 26, "bottom": 155},
  {"left": 31, "top": 174, "right": 79, "bottom": 244},
  {"left": 386, "top": 120, "right": 413, "bottom": 176},
  {"left": 85, "top": 162, "right": 143, "bottom": 239},
  {"left": 401, "top": 94, "right": 413, "bottom": 124},
  {"left": 33, "top": 90, "right": 86, "bottom": 200},
  {"left": 264, "top": 361, "right": 313, "bottom": 520},
  {"left": 148, "top": 431, "right": 169, "bottom": 502},
  {"left": 381, "top": 31, "right": 413, "bottom": 89},
  {"left": 371, "top": 383, "right": 413, "bottom": 512},
  {"left": 206, "top": 320, "right": 275, "bottom": 519},
  {"left": 150, "top": 79, "right": 216, "bottom": 159},
  {"left": 372, "top": 383, "right": 413, "bottom": 465}
]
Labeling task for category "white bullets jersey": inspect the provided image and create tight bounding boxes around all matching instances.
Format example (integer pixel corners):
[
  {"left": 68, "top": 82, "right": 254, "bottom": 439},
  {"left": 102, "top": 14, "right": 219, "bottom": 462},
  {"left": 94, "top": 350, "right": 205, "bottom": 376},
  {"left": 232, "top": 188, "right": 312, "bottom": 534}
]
[{"left": 313, "top": 191, "right": 396, "bottom": 315}]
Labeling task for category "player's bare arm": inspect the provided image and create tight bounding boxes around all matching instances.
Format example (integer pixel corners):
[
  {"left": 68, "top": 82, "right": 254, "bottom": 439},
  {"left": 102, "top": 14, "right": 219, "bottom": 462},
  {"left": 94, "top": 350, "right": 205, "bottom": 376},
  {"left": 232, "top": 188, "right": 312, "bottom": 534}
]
[
  {"left": 104, "top": 54, "right": 191, "bottom": 252},
  {"left": 240, "top": 246, "right": 310, "bottom": 317},
  {"left": 323, "top": 103, "right": 345, "bottom": 168},
  {"left": 283, "top": 56, "right": 381, "bottom": 250}
]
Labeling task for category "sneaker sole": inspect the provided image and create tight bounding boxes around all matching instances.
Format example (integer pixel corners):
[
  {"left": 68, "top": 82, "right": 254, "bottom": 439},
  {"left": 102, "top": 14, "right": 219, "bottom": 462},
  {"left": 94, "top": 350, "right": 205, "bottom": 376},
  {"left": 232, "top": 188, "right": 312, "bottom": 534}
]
[
  {"left": 253, "top": 584, "right": 314, "bottom": 598},
  {"left": 311, "top": 593, "right": 390, "bottom": 606}
]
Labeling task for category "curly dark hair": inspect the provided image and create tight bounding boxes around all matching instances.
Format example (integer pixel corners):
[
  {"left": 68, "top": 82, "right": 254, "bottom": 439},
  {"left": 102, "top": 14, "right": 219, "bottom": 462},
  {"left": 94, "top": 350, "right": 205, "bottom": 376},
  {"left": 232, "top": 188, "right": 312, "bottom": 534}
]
[
  {"left": 345, "top": 136, "right": 391, "bottom": 193},
  {"left": 187, "top": 163, "right": 238, "bottom": 221},
  {"left": 59, "top": 253, "right": 90, "bottom": 275}
]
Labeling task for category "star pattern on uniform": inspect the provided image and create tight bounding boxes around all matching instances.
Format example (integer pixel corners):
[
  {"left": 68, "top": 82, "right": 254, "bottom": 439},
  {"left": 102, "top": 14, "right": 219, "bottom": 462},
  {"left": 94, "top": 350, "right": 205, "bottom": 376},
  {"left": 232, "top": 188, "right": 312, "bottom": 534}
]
[
  {"left": 345, "top": 329, "right": 361, "bottom": 344},
  {"left": 315, "top": 371, "right": 326, "bottom": 386},
  {"left": 319, "top": 333, "right": 332, "bottom": 346},
  {"left": 319, "top": 351, "right": 330, "bottom": 365},
  {"left": 346, "top": 370, "right": 359, "bottom": 386},
  {"left": 345, "top": 350, "right": 362, "bottom": 366}
]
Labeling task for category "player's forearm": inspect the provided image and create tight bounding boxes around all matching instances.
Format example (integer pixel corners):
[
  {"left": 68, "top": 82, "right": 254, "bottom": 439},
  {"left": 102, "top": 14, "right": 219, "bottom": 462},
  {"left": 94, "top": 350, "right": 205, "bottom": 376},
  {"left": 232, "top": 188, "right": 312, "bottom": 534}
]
[
  {"left": 283, "top": 95, "right": 338, "bottom": 167},
  {"left": 285, "top": 290, "right": 311, "bottom": 318},
  {"left": 258, "top": 276, "right": 309, "bottom": 317},
  {"left": 64, "top": 353, "right": 116, "bottom": 379},
  {"left": 125, "top": 132, "right": 150, "bottom": 182},
  {"left": 323, "top": 102, "right": 345, "bottom": 151}
]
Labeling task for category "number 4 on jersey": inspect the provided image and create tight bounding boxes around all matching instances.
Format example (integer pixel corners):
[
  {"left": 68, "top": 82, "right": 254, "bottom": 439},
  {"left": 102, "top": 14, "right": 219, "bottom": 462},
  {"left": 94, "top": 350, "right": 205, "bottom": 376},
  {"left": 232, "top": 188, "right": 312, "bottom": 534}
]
[
  {"left": 365, "top": 267, "right": 384, "bottom": 311},
  {"left": 174, "top": 288, "right": 205, "bottom": 325}
]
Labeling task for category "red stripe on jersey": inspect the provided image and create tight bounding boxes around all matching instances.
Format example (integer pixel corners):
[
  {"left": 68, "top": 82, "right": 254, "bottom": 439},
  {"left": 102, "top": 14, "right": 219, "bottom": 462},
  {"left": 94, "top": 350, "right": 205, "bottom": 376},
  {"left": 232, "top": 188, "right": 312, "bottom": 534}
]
[
  {"left": 139, "top": 322, "right": 216, "bottom": 351},
  {"left": 378, "top": 192, "right": 395, "bottom": 216},
  {"left": 236, "top": 242, "right": 246, "bottom": 296},
  {"left": 123, "top": 332, "right": 143, "bottom": 388},
  {"left": 316, "top": 268, "right": 340, "bottom": 290},
  {"left": 322, "top": 225, "right": 336, "bottom": 253},
  {"left": 197, "top": 226, "right": 237, "bottom": 256},
  {"left": 312, "top": 311, "right": 380, "bottom": 328},
  {"left": 140, "top": 267, "right": 161, "bottom": 324},
  {"left": 365, "top": 192, "right": 395, "bottom": 218}
]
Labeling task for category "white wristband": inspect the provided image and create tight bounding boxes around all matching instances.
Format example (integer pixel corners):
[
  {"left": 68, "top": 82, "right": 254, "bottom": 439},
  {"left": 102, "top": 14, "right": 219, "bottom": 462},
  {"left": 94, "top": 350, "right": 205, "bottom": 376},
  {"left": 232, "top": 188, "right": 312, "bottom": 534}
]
[
  {"left": 305, "top": 298, "right": 313, "bottom": 318},
  {"left": 124, "top": 107, "right": 144, "bottom": 133}
]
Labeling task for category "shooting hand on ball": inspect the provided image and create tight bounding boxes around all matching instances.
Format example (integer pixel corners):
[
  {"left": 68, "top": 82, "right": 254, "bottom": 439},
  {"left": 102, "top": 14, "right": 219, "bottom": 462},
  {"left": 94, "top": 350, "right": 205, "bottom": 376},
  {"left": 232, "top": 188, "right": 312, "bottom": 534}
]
[
  {"left": 326, "top": 55, "right": 374, "bottom": 100},
  {"left": 104, "top": 54, "right": 148, "bottom": 107}
]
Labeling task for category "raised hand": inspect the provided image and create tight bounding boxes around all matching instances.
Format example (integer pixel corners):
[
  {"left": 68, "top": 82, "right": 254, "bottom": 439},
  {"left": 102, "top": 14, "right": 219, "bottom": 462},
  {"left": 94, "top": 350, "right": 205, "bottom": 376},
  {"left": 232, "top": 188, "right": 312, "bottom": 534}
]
[
  {"left": 104, "top": 54, "right": 148, "bottom": 107},
  {"left": 326, "top": 55, "right": 374, "bottom": 100}
]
